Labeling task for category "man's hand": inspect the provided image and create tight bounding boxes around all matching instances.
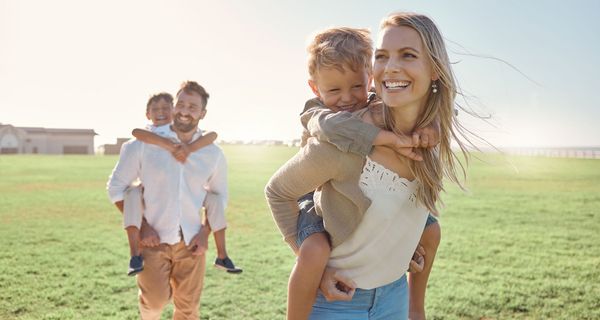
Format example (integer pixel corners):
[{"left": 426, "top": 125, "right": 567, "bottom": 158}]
[
  {"left": 392, "top": 133, "right": 423, "bottom": 161},
  {"left": 415, "top": 121, "right": 440, "bottom": 149},
  {"left": 171, "top": 143, "right": 191, "bottom": 163},
  {"left": 187, "top": 225, "right": 210, "bottom": 256},
  {"left": 408, "top": 244, "right": 426, "bottom": 273},
  {"left": 319, "top": 267, "right": 357, "bottom": 302},
  {"left": 140, "top": 219, "right": 160, "bottom": 247}
]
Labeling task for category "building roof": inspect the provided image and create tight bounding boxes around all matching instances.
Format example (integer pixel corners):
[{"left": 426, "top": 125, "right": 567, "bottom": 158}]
[{"left": 7, "top": 125, "right": 97, "bottom": 136}]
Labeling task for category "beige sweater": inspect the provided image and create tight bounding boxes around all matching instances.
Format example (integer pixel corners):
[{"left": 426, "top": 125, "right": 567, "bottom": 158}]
[{"left": 265, "top": 109, "right": 374, "bottom": 252}]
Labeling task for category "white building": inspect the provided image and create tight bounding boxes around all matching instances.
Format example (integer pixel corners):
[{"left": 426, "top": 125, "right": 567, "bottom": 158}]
[{"left": 0, "top": 123, "right": 97, "bottom": 155}]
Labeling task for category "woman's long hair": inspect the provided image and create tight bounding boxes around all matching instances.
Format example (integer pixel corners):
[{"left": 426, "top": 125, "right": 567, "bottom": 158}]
[{"left": 379, "top": 12, "right": 474, "bottom": 215}]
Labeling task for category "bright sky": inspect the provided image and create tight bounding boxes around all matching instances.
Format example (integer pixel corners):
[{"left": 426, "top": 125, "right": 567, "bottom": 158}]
[{"left": 1, "top": 0, "right": 599, "bottom": 148}]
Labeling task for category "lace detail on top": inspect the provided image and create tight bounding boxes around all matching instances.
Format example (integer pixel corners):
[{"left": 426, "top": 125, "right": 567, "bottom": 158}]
[{"left": 360, "top": 157, "right": 417, "bottom": 202}]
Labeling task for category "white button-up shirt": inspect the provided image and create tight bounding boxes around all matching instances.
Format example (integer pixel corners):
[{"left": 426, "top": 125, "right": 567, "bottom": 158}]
[{"left": 107, "top": 127, "right": 228, "bottom": 245}]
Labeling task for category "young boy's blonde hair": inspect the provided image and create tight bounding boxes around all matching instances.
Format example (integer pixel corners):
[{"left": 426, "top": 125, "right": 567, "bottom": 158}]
[{"left": 307, "top": 27, "right": 373, "bottom": 80}]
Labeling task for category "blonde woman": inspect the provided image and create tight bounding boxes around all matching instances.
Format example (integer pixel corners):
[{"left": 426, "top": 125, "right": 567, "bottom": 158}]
[{"left": 267, "top": 12, "right": 470, "bottom": 319}]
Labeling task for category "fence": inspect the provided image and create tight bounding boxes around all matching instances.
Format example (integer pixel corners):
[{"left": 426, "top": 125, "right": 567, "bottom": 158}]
[{"left": 501, "top": 147, "right": 600, "bottom": 159}]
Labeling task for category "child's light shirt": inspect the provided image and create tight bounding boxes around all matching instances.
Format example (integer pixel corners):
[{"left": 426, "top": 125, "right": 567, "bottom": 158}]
[{"left": 146, "top": 123, "right": 172, "bottom": 137}]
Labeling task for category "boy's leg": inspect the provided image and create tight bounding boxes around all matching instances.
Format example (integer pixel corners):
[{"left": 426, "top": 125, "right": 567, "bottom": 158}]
[
  {"left": 408, "top": 216, "right": 441, "bottom": 320},
  {"left": 287, "top": 191, "right": 330, "bottom": 320},
  {"left": 288, "top": 232, "right": 330, "bottom": 320},
  {"left": 126, "top": 227, "right": 141, "bottom": 256},
  {"left": 204, "top": 192, "right": 242, "bottom": 273},
  {"left": 124, "top": 184, "right": 145, "bottom": 275},
  {"left": 213, "top": 228, "right": 227, "bottom": 259}
]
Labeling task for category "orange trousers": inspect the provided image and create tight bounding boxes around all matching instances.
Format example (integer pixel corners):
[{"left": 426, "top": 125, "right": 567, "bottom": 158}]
[{"left": 136, "top": 241, "right": 206, "bottom": 320}]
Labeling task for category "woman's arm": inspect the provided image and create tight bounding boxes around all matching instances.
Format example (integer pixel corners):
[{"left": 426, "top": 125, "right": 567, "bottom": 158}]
[
  {"left": 265, "top": 139, "right": 341, "bottom": 253},
  {"left": 408, "top": 221, "right": 441, "bottom": 320}
]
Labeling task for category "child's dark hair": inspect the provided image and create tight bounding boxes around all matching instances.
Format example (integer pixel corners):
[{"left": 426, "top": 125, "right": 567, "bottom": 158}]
[{"left": 146, "top": 92, "right": 174, "bottom": 111}]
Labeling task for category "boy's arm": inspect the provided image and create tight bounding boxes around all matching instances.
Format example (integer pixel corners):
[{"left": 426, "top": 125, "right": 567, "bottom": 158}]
[
  {"left": 301, "top": 106, "right": 424, "bottom": 161},
  {"left": 414, "top": 116, "right": 440, "bottom": 149},
  {"left": 187, "top": 131, "right": 217, "bottom": 152},
  {"left": 301, "top": 106, "right": 380, "bottom": 157},
  {"left": 172, "top": 131, "right": 219, "bottom": 163},
  {"left": 132, "top": 128, "right": 177, "bottom": 153}
]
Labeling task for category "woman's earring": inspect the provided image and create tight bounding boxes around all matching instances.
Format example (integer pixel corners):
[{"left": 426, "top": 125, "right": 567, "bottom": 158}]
[{"left": 432, "top": 81, "right": 438, "bottom": 93}]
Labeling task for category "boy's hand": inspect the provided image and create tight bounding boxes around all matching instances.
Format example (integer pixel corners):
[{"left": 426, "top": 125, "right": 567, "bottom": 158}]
[
  {"left": 187, "top": 225, "right": 210, "bottom": 256},
  {"left": 408, "top": 244, "right": 426, "bottom": 273},
  {"left": 415, "top": 121, "right": 440, "bottom": 149},
  {"left": 319, "top": 267, "right": 356, "bottom": 302},
  {"left": 392, "top": 133, "right": 423, "bottom": 161},
  {"left": 172, "top": 144, "right": 191, "bottom": 163},
  {"left": 140, "top": 219, "right": 160, "bottom": 247}
]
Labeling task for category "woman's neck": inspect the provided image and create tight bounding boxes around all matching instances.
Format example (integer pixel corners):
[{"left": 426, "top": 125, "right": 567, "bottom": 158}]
[{"left": 389, "top": 103, "right": 421, "bottom": 136}]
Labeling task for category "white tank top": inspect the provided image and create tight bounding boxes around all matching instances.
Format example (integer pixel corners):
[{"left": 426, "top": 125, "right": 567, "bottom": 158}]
[{"left": 328, "top": 157, "right": 429, "bottom": 289}]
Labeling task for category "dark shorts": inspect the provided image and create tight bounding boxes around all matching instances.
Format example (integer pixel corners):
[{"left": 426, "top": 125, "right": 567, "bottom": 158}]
[
  {"left": 296, "top": 192, "right": 326, "bottom": 248},
  {"left": 295, "top": 192, "right": 439, "bottom": 248},
  {"left": 425, "top": 213, "right": 438, "bottom": 227}
]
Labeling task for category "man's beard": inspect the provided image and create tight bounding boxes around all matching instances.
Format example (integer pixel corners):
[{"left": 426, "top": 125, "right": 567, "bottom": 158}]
[{"left": 173, "top": 113, "right": 199, "bottom": 133}]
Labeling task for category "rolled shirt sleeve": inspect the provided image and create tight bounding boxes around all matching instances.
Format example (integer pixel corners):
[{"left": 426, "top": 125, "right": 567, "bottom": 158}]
[
  {"left": 300, "top": 101, "right": 380, "bottom": 157},
  {"left": 107, "top": 140, "right": 142, "bottom": 204}
]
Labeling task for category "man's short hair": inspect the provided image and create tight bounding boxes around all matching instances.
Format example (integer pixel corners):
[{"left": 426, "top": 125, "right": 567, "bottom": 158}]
[
  {"left": 146, "top": 92, "right": 173, "bottom": 111},
  {"left": 307, "top": 27, "right": 373, "bottom": 80},
  {"left": 177, "top": 81, "right": 210, "bottom": 109}
]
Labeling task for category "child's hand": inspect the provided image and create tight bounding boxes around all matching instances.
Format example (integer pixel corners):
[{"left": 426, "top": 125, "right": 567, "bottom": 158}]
[
  {"left": 140, "top": 220, "right": 160, "bottom": 247},
  {"left": 319, "top": 267, "right": 356, "bottom": 302},
  {"left": 171, "top": 144, "right": 191, "bottom": 163},
  {"left": 408, "top": 244, "right": 426, "bottom": 273},
  {"left": 415, "top": 121, "right": 440, "bottom": 149},
  {"left": 392, "top": 133, "right": 423, "bottom": 161}
]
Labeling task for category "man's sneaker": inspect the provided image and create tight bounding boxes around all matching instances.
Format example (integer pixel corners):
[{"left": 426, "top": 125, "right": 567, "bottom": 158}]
[
  {"left": 128, "top": 255, "right": 144, "bottom": 276},
  {"left": 214, "top": 257, "right": 243, "bottom": 274}
]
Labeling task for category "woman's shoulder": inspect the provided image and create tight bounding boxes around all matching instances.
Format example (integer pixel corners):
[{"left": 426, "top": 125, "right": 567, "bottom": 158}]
[{"left": 303, "top": 138, "right": 363, "bottom": 164}]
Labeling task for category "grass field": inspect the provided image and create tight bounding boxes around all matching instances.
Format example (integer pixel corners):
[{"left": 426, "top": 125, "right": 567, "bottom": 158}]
[{"left": 1, "top": 146, "right": 599, "bottom": 319}]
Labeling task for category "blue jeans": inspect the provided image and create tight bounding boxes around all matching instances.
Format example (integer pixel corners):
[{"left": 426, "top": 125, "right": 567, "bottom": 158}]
[
  {"left": 309, "top": 274, "right": 408, "bottom": 320},
  {"left": 296, "top": 191, "right": 326, "bottom": 248}
]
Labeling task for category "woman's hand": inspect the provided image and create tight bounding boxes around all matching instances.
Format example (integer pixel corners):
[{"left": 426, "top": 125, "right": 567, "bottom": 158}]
[
  {"left": 319, "top": 267, "right": 357, "bottom": 301},
  {"left": 408, "top": 244, "right": 426, "bottom": 273}
]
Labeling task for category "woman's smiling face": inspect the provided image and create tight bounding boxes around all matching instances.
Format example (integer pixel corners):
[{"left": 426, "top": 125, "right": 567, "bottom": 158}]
[{"left": 373, "top": 26, "right": 435, "bottom": 110}]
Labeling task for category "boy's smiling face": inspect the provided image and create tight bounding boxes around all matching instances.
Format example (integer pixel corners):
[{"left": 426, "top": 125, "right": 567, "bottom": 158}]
[
  {"left": 308, "top": 66, "right": 371, "bottom": 112},
  {"left": 146, "top": 98, "right": 173, "bottom": 126}
]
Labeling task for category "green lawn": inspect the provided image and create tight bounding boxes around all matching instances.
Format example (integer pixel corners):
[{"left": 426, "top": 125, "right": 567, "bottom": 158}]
[{"left": 0, "top": 147, "right": 599, "bottom": 319}]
